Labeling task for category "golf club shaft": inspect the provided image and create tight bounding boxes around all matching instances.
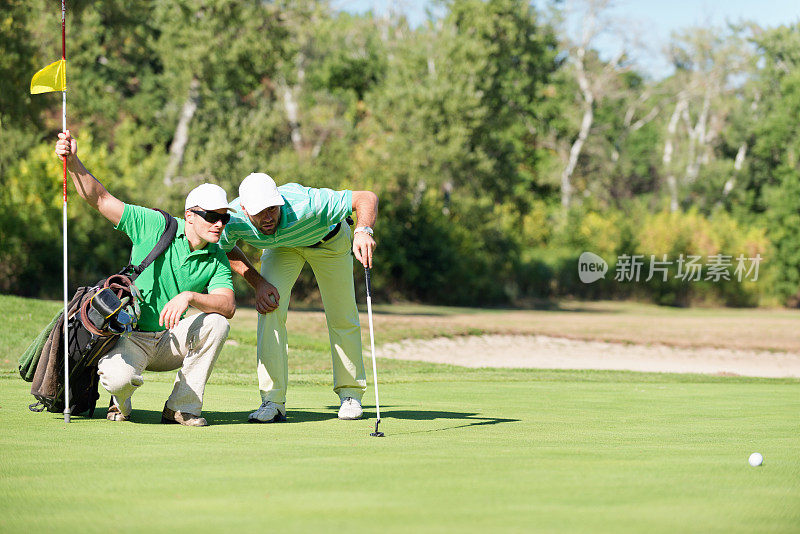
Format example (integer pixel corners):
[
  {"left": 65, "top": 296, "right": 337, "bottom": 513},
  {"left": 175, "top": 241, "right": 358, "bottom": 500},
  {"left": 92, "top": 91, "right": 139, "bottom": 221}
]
[{"left": 365, "top": 267, "right": 381, "bottom": 424}]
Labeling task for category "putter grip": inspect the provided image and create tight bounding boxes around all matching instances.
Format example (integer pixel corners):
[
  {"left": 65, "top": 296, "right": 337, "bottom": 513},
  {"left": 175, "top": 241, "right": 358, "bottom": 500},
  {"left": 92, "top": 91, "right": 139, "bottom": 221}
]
[{"left": 364, "top": 267, "right": 372, "bottom": 297}]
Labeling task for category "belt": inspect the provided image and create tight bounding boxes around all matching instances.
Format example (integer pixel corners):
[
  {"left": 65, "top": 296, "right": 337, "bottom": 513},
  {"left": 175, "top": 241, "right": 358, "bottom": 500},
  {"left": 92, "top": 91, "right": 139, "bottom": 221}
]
[{"left": 308, "top": 223, "right": 341, "bottom": 248}]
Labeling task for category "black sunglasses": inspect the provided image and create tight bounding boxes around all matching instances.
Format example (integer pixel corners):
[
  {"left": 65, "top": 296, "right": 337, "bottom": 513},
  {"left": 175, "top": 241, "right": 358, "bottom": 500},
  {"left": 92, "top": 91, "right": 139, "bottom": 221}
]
[{"left": 190, "top": 209, "right": 231, "bottom": 225}]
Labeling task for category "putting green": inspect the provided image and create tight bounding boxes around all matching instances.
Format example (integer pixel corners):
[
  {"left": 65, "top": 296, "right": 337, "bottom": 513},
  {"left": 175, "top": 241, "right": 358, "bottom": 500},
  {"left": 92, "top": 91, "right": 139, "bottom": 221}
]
[{"left": 1, "top": 371, "right": 798, "bottom": 533}]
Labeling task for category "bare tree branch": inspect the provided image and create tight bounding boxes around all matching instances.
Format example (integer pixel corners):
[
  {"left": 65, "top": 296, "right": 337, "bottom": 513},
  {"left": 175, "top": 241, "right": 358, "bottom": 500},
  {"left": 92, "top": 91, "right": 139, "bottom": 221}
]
[
  {"left": 164, "top": 77, "right": 200, "bottom": 188},
  {"left": 663, "top": 93, "right": 688, "bottom": 212}
]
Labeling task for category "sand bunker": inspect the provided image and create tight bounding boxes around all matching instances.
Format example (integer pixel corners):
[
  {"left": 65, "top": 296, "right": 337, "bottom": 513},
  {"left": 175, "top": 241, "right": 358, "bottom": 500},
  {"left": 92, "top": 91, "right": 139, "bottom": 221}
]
[{"left": 378, "top": 335, "right": 800, "bottom": 378}]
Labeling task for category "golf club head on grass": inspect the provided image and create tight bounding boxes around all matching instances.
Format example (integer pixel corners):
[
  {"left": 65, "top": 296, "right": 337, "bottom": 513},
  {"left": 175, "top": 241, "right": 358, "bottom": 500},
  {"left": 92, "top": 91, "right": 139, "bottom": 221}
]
[{"left": 370, "top": 420, "right": 384, "bottom": 437}]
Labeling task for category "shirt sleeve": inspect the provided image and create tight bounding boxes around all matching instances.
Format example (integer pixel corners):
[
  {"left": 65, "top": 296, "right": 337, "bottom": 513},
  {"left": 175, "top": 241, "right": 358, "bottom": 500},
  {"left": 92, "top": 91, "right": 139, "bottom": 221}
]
[
  {"left": 115, "top": 204, "right": 167, "bottom": 246},
  {"left": 310, "top": 188, "right": 353, "bottom": 227},
  {"left": 207, "top": 250, "right": 234, "bottom": 292},
  {"left": 218, "top": 213, "right": 250, "bottom": 253},
  {"left": 217, "top": 225, "right": 237, "bottom": 253},
  {"left": 217, "top": 202, "right": 246, "bottom": 253}
]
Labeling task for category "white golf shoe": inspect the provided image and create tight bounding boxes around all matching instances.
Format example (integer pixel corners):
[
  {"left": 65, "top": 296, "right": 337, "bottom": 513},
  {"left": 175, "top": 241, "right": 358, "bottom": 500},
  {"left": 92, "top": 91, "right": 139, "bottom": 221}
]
[
  {"left": 338, "top": 397, "right": 363, "bottom": 420},
  {"left": 248, "top": 400, "right": 286, "bottom": 423}
]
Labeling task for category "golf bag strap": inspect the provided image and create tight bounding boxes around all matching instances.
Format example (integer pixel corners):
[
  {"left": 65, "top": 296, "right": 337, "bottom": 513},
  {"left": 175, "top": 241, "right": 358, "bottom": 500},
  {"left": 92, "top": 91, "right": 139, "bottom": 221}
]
[{"left": 127, "top": 209, "right": 178, "bottom": 281}]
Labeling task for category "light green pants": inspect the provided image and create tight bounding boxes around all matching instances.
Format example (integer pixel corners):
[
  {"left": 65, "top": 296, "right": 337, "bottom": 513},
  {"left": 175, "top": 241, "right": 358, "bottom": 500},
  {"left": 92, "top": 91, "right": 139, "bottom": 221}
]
[{"left": 257, "top": 224, "right": 366, "bottom": 404}]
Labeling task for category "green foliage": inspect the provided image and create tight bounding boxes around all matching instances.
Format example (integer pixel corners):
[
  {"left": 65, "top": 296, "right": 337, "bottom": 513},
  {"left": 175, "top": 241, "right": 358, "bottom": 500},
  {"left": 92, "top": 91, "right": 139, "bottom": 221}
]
[
  {"left": 0, "top": 137, "right": 131, "bottom": 295},
  {"left": 742, "top": 24, "right": 800, "bottom": 303},
  {"left": 635, "top": 209, "right": 768, "bottom": 306},
  {"left": 529, "top": 205, "right": 770, "bottom": 306},
  {"left": 306, "top": 13, "right": 387, "bottom": 100},
  {"left": 376, "top": 192, "right": 515, "bottom": 305},
  {"left": 0, "top": 0, "right": 44, "bottom": 127},
  {"left": 764, "top": 170, "right": 800, "bottom": 303},
  {"left": 0, "top": 0, "right": 48, "bottom": 178},
  {"left": 1, "top": 3, "right": 797, "bottom": 307}
]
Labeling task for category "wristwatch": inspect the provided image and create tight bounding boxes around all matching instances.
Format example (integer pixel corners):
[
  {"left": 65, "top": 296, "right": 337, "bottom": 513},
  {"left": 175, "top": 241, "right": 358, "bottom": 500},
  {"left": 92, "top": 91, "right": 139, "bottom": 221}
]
[{"left": 354, "top": 226, "right": 374, "bottom": 236}]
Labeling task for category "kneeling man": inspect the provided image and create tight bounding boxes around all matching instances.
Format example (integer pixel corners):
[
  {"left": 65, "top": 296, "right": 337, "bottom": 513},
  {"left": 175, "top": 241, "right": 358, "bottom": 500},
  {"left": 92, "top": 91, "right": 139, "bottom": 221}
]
[{"left": 55, "top": 131, "right": 235, "bottom": 426}]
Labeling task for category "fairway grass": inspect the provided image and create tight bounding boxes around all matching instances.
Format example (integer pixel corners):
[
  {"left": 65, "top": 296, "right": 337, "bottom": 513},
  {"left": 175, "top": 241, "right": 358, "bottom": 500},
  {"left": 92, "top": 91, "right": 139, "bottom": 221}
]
[
  {"left": 1, "top": 372, "right": 798, "bottom": 533},
  {"left": 2, "top": 294, "right": 799, "bottom": 532}
]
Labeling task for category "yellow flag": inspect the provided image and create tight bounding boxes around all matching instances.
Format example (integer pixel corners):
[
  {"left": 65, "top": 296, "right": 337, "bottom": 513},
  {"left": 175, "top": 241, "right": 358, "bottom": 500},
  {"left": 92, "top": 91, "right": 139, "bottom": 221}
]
[{"left": 30, "top": 59, "right": 66, "bottom": 94}]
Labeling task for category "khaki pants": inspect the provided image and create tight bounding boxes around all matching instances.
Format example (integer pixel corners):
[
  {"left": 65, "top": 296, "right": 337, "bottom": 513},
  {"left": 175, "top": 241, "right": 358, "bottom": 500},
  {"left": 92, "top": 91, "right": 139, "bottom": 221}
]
[
  {"left": 258, "top": 224, "right": 366, "bottom": 404},
  {"left": 97, "top": 313, "right": 230, "bottom": 416}
]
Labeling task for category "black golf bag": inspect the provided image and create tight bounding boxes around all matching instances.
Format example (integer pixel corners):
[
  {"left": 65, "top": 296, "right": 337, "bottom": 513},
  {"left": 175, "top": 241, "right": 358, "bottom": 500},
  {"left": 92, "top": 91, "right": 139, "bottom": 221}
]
[{"left": 21, "top": 209, "right": 177, "bottom": 416}]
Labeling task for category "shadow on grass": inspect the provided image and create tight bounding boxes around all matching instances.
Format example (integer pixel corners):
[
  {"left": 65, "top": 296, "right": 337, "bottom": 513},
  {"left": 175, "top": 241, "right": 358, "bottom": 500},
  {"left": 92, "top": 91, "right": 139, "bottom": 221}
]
[
  {"left": 125, "top": 407, "right": 520, "bottom": 430},
  {"left": 130, "top": 409, "right": 342, "bottom": 425},
  {"left": 128, "top": 408, "right": 353, "bottom": 425},
  {"left": 377, "top": 409, "right": 520, "bottom": 434},
  {"left": 325, "top": 406, "right": 520, "bottom": 434}
]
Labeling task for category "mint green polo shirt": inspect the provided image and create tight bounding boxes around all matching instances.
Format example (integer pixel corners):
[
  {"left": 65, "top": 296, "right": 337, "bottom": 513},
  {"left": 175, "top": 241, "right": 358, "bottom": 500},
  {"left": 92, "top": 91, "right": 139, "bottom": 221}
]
[
  {"left": 116, "top": 204, "right": 234, "bottom": 332},
  {"left": 218, "top": 183, "right": 353, "bottom": 252}
]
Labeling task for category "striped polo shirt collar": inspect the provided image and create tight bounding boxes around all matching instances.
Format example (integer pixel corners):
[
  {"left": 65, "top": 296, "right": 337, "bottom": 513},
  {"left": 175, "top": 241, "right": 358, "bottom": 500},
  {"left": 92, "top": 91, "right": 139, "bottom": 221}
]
[
  {"left": 218, "top": 186, "right": 353, "bottom": 252},
  {"left": 233, "top": 199, "right": 294, "bottom": 238}
]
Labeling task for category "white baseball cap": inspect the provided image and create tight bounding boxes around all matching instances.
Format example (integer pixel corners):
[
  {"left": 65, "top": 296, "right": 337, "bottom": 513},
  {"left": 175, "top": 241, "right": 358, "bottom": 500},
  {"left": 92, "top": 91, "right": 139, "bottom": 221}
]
[
  {"left": 238, "top": 172, "right": 285, "bottom": 215},
  {"left": 185, "top": 183, "right": 230, "bottom": 211}
]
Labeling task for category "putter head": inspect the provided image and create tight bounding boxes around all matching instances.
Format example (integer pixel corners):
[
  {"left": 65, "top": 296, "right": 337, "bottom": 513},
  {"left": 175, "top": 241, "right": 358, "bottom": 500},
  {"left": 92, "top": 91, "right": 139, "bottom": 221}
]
[{"left": 370, "top": 420, "right": 384, "bottom": 437}]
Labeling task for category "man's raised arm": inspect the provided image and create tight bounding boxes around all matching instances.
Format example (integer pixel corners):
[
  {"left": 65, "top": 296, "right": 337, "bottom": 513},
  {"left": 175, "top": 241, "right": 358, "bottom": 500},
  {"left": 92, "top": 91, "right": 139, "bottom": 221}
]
[{"left": 55, "top": 130, "right": 125, "bottom": 226}]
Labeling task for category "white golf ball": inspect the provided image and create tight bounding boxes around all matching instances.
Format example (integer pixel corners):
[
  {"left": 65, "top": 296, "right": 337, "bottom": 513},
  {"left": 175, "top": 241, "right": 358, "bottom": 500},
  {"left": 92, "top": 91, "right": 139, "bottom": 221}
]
[{"left": 748, "top": 453, "right": 763, "bottom": 467}]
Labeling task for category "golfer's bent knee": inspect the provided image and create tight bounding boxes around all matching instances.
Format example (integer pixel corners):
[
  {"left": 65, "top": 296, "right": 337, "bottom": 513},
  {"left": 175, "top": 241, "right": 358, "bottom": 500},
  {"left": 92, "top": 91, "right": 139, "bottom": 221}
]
[
  {"left": 203, "top": 313, "right": 230, "bottom": 340},
  {"left": 98, "top": 367, "right": 138, "bottom": 396}
]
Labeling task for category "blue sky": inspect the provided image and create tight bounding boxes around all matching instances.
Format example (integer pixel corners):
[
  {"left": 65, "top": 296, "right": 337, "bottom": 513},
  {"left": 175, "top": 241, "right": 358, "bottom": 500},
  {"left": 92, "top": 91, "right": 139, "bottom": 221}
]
[{"left": 335, "top": 0, "right": 800, "bottom": 78}]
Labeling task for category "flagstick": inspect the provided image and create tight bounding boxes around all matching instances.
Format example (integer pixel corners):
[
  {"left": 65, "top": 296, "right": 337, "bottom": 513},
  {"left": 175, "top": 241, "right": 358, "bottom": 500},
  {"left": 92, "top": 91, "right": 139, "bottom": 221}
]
[{"left": 61, "top": 0, "right": 70, "bottom": 424}]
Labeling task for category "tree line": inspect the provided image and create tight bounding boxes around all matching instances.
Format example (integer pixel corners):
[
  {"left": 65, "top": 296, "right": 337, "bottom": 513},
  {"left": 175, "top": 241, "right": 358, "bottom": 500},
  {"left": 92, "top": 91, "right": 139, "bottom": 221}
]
[{"left": 2, "top": 0, "right": 798, "bottom": 307}]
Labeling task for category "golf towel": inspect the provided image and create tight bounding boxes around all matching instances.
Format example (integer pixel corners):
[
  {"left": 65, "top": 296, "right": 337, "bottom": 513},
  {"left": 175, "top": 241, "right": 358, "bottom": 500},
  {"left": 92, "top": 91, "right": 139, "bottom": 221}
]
[{"left": 18, "top": 311, "right": 60, "bottom": 382}]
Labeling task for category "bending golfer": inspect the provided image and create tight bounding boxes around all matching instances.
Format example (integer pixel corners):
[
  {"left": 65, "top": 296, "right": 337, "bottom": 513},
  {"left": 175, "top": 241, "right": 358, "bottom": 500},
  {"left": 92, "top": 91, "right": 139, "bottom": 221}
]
[
  {"left": 220, "top": 173, "right": 378, "bottom": 423},
  {"left": 55, "top": 132, "right": 235, "bottom": 427}
]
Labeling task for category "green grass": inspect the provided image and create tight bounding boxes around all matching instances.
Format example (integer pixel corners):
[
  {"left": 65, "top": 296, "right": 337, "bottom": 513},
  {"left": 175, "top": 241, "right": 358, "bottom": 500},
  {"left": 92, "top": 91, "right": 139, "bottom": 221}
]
[
  {"left": 2, "top": 294, "right": 799, "bottom": 532},
  {"left": 1, "top": 374, "right": 798, "bottom": 533}
]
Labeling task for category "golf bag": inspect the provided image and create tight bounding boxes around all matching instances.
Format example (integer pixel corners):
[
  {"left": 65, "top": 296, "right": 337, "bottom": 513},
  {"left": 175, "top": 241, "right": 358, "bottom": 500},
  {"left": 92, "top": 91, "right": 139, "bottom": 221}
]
[{"left": 21, "top": 209, "right": 177, "bottom": 416}]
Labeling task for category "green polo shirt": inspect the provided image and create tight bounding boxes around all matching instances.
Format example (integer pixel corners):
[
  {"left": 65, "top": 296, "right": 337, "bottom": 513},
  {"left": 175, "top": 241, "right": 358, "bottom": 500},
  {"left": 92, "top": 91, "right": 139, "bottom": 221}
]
[
  {"left": 218, "top": 183, "right": 353, "bottom": 252},
  {"left": 116, "top": 204, "right": 234, "bottom": 332}
]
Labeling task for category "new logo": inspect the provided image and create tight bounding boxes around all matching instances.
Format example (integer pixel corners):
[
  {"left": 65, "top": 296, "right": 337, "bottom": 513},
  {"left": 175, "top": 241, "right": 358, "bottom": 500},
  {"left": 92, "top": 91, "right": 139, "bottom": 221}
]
[{"left": 578, "top": 252, "right": 608, "bottom": 284}]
